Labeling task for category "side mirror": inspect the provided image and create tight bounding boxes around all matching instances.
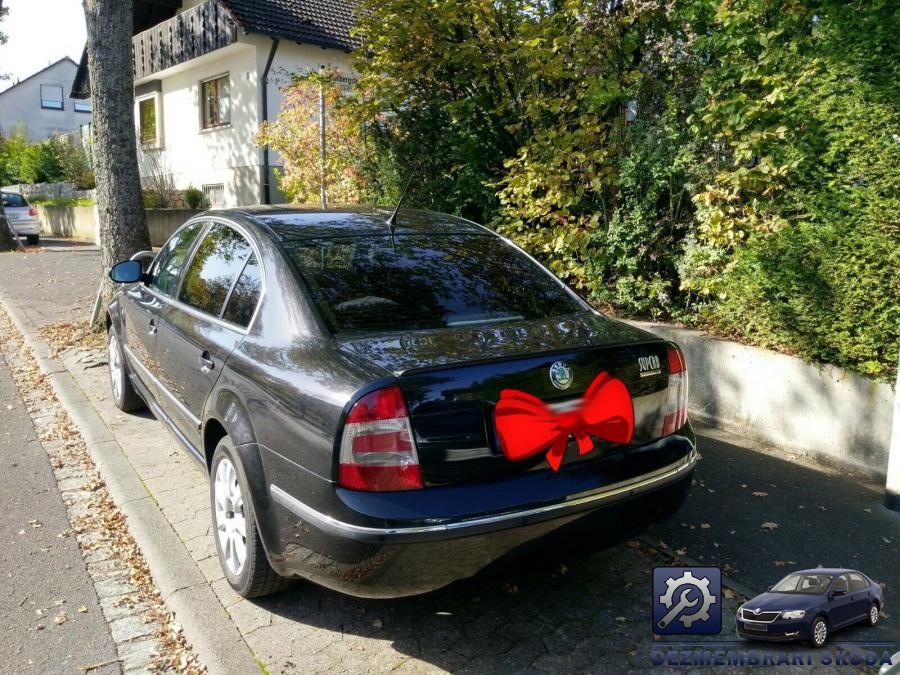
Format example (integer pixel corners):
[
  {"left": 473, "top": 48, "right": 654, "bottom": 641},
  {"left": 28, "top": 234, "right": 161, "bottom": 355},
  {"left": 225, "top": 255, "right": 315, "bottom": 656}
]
[
  {"left": 109, "top": 260, "right": 144, "bottom": 284},
  {"left": 832, "top": 586, "right": 847, "bottom": 596},
  {"left": 767, "top": 586, "right": 773, "bottom": 592}
]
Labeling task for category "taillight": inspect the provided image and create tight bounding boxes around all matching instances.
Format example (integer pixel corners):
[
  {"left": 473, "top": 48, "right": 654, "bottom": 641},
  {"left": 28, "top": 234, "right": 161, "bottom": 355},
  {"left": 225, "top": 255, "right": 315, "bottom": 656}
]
[
  {"left": 661, "top": 344, "right": 688, "bottom": 436},
  {"left": 28, "top": 207, "right": 37, "bottom": 216},
  {"left": 338, "top": 385, "right": 423, "bottom": 491}
]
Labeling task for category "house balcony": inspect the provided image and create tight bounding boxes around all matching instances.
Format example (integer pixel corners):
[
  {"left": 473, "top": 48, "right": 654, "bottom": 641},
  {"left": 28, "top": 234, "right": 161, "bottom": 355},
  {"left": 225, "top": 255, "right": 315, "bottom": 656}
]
[{"left": 133, "top": 0, "right": 237, "bottom": 81}]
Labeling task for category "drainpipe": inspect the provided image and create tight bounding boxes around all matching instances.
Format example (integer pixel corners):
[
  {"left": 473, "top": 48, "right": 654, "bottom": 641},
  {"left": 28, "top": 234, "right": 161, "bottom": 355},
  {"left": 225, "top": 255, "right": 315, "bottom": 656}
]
[{"left": 260, "top": 38, "right": 280, "bottom": 205}]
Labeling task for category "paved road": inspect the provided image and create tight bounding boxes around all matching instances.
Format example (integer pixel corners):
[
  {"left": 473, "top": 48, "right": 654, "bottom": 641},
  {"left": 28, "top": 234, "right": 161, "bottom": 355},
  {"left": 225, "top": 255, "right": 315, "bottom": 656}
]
[
  {"left": 1, "top": 239, "right": 897, "bottom": 672},
  {"left": 0, "top": 348, "right": 119, "bottom": 674}
]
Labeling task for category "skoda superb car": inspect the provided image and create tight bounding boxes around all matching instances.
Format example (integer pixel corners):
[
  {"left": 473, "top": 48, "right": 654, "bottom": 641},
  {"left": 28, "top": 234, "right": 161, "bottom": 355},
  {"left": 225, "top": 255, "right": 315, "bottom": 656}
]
[
  {"left": 737, "top": 569, "right": 883, "bottom": 647},
  {"left": 106, "top": 207, "right": 697, "bottom": 598}
]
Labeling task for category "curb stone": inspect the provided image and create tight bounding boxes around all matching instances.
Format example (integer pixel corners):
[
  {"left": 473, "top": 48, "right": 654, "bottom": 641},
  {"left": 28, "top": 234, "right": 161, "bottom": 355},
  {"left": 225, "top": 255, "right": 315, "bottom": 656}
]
[{"left": 0, "top": 289, "right": 260, "bottom": 675}]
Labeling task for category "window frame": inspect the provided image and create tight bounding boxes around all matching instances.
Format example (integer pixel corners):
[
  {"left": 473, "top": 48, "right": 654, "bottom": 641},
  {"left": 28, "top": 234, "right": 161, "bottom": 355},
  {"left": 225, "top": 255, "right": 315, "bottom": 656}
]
[
  {"left": 40, "top": 84, "right": 65, "bottom": 110},
  {"left": 200, "top": 73, "right": 231, "bottom": 130},
  {"left": 848, "top": 573, "right": 869, "bottom": 592},
  {"left": 147, "top": 220, "right": 206, "bottom": 297},
  {"left": 146, "top": 217, "right": 265, "bottom": 334},
  {"left": 136, "top": 93, "right": 162, "bottom": 147},
  {"left": 74, "top": 100, "right": 92, "bottom": 114}
]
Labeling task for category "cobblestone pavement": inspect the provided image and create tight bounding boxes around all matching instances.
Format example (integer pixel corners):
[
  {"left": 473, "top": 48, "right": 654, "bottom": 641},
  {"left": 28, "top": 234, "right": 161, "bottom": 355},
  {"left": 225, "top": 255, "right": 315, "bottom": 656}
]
[{"left": 2, "top": 241, "right": 895, "bottom": 673}]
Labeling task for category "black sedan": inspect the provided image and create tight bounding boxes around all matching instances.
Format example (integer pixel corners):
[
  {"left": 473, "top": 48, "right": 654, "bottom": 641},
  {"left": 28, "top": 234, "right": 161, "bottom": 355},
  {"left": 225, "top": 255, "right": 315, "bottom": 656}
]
[
  {"left": 106, "top": 206, "right": 697, "bottom": 598},
  {"left": 737, "top": 569, "right": 884, "bottom": 647}
]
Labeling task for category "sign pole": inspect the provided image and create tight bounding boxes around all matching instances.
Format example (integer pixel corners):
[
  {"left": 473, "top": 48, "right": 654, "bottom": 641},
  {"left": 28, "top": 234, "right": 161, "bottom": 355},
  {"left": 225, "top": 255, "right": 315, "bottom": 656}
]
[{"left": 885, "top": 352, "right": 900, "bottom": 511}]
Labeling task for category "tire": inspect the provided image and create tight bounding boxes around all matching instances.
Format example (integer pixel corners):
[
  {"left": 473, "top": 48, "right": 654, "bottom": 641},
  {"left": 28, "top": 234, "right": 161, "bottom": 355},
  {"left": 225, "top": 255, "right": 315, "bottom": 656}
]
[
  {"left": 25, "top": 234, "right": 39, "bottom": 246},
  {"left": 868, "top": 602, "right": 879, "bottom": 627},
  {"left": 809, "top": 616, "right": 828, "bottom": 647},
  {"left": 210, "top": 437, "right": 290, "bottom": 598},
  {"left": 107, "top": 330, "right": 144, "bottom": 412}
]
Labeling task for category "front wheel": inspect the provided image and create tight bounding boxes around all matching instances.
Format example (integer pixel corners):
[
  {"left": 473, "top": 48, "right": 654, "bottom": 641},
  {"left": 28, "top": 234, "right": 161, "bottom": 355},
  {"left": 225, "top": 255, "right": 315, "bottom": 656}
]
[
  {"left": 107, "top": 330, "right": 144, "bottom": 412},
  {"left": 868, "top": 603, "right": 879, "bottom": 627},
  {"left": 809, "top": 617, "right": 828, "bottom": 647},
  {"left": 210, "top": 437, "right": 290, "bottom": 598}
]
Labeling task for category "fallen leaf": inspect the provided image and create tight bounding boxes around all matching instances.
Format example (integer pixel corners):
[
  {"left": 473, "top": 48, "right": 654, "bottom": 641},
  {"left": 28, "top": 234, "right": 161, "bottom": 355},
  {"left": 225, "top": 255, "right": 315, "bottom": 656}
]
[
  {"left": 761, "top": 522, "right": 779, "bottom": 531},
  {"left": 658, "top": 541, "right": 668, "bottom": 549},
  {"left": 723, "top": 588, "right": 736, "bottom": 599},
  {"left": 752, "top": 492, "right": 768, "bottom": 497},
  {"left": 78, "top": 606, "right": 88, "bottom": 613},
  {"left": 675, "top": 547, "right": 688, "bottom": 556},
  {"left": 652, "top": 633, "right": 662, "bottom": 641},
  {"left": 700, "top": 523, "right": 711, "bottom": 529},
  {"left": 740, "top": 484, "right": 747, "bottom": 488},
  {"left": 818, "top": 506, "right": 827, "bottom": 511},
  {"left": 502, "top": 582, "right": 519, "bottom": 594},
  {"left": 372, "top": 618, "right": 383, "bottom": 629},
  {"left": 35, "top": 623, "right": 45, "bottom": 631},
  {"left": 713, "top": 542, "right": 720, "bottom": 549},
  {"left": 615, "top": 616, "right": 627, "bottom": 622},
  {"left": 864, "top": 508, "right": 872, "bottom": 513},
  {"left": 556, "top": 564, "right": 568, "bottom": 575},
  {"left": 54, "top": 611, "right": 67, "bottom": 625}
]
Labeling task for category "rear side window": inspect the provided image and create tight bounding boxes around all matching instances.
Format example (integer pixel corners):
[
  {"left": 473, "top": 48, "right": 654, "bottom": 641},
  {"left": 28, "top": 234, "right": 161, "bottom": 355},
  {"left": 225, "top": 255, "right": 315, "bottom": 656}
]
[
  {"left": 149, "top": 221, "right": 204, "bottom": 296},
  {"left": 2, "top": 193, "right": 28, "bottom": 207},
  {"left": 222, "top": 254, "right": 262, "bottom": 327},
  {"left": 848, "top": 573, "right": 869, "bottom": 591},
  {"left": 179, "top": 223, "right": 253, "bottom": 318},
  {"left": 285, "top": 234, "right": 583, "bottom": 333}
]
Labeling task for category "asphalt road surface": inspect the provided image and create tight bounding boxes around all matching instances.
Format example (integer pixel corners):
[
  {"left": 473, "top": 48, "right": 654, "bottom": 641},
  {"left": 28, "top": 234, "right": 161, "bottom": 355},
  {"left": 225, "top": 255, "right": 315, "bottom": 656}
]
[{"left": 0, "top": 348, "right": 120, "bottom": 674}]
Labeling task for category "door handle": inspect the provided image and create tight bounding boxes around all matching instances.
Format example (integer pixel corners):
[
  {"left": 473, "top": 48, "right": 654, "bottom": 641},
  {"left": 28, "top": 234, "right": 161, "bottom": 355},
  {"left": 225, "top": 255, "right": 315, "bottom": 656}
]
[
  {"left": 148, "top": 318, "right": 157, "bottom": 335},
  {"left": 199, "top": 351, "right": 215, "bottom": 373}
]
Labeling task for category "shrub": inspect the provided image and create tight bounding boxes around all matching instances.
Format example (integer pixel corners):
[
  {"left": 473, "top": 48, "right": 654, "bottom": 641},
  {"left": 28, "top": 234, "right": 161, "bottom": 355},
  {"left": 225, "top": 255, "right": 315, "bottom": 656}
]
[{"left": 184, "top": 185, "right": 203, "bottom": 209}]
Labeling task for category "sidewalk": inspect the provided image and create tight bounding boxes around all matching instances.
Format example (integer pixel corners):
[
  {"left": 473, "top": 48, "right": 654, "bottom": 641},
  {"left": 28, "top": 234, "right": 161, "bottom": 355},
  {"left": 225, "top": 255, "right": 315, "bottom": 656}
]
[{"left": 1, "top": 240, "right": 897, "bottom": 672}]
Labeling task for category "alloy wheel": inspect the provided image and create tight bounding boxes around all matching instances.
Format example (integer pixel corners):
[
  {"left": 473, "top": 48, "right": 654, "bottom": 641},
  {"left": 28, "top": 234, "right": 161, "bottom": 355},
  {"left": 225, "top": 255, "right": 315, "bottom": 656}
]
[
  {"left": 214, "top": 458, "right": 247, "bottom": 576},
  {"left": 813, "top": 619, "right": 827, "bottom": 646},
  {"left": 871, "top": 605, "right": 879, "bottom": 625}
]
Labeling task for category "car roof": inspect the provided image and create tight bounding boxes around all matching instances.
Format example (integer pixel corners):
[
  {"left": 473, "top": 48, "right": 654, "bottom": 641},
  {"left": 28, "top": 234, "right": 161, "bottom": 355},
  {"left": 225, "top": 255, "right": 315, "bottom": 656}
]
[
  {"left": 225, "top": 205, "right": 491, "bottom": 241},
  {"left": 789, "top": 568, "right": 860, "bottom": 576}
]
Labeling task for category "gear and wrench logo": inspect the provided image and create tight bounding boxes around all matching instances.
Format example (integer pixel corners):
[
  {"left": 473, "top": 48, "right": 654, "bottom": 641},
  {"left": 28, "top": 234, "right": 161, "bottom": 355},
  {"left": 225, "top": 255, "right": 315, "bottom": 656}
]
[{"left": 652, "top": 567, "right": 722, "bottom": 635}]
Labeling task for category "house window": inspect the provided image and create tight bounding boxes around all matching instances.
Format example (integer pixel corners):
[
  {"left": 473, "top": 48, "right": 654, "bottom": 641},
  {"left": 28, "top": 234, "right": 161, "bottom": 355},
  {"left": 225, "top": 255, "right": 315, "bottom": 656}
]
[
  {"left": 202, "top": 183, "right": 225, "bottom": 208},
  {"left": 138, "top": 97, "right": 158, "bottom": 145},
  {"left": 74, "top": 100, "right": 92, "bottom": 113},
  {"left": 201, "top": 75, "right": 230, "bottom": 129},
  {"left": 40, "top": 85, "right": 64, "bottom": 110}
]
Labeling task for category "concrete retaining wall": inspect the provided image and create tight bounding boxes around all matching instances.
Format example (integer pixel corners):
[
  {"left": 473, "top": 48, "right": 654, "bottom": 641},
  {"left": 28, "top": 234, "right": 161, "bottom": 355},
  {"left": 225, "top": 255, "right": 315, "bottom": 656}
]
[
  {"left": 633, "top": 321, "right": 896, "bottom": 479},
  {"left": 38, "top": 206, "right": 197, "bottom": 247}
]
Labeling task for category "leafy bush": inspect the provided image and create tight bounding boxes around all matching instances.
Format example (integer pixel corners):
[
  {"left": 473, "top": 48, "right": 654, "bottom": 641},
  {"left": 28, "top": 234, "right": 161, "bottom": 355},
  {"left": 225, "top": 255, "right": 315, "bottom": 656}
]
[
  {"left": 342, "top": 0, "right": 899, "bottom": 380},
  {"left": 184, "top": 185, "right": 203, "bottom": 209}
]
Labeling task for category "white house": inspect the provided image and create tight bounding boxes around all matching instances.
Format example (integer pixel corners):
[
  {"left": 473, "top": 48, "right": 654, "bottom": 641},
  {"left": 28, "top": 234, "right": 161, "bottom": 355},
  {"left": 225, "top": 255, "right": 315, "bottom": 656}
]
[
  {"left": 73, "top": 0, "right": 355, "bottom": 208},
  {"left": 0, "top": 58, "right": 93, "bottom": 141}
]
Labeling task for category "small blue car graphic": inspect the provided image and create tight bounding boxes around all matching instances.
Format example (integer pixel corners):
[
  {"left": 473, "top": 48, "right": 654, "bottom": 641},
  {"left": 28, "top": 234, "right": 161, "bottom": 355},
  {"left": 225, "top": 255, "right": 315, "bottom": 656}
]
[{"left": 736, "top": 569, "right": 884, "bottom": 647}]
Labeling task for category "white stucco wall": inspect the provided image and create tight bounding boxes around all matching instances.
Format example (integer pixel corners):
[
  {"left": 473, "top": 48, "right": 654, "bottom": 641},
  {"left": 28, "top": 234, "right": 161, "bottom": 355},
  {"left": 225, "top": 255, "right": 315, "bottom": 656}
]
[
  {"left": 0, "top": 59, "right": 92, "bottom": 140},
  {"left": 133, "top": 35, "right": 352, "bottom": 208}
]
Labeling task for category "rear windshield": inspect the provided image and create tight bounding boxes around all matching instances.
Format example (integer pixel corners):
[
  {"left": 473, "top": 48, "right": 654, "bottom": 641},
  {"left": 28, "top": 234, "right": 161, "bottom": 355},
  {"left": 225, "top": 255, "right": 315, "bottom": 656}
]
[
  {"left": 2, "top": 193, "right": 28, "bottom": 208},
  {"left": 285, "top": 235, "right": 583, "bottom": 333}
]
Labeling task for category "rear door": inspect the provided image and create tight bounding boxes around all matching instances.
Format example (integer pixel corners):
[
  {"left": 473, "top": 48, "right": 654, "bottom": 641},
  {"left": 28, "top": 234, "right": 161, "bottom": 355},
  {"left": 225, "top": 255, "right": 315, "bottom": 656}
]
[
  {"left": 829, "top": 574, "right": 857, "bottom": 627},
  {"left": 123, "top": 220, "right": 205, "bottom": 397},
  {"left": 155, "top": 221, "right": 259, "bottom": 447},
  {"left": 847, "top": 572, "right": 873, "bottom": 622}
]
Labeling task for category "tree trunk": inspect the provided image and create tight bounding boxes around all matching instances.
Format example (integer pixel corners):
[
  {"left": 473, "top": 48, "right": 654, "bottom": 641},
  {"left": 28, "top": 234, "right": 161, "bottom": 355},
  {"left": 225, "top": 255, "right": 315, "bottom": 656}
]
[
  {"left": 0, "top": 203, "right": 24, "bottom": 252},
  {"left": 82, "top": 0, "right": 151, "bottom": 326}
]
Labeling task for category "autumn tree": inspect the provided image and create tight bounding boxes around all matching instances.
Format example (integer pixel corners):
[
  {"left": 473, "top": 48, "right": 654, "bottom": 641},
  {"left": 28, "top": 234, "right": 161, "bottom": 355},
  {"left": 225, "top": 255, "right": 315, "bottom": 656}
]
[
  {"left": 256, "top": 71, "right": 366, "bottom": 205},
  {"left": 82, "top": 0, "right": 151, "bottom": 316}
]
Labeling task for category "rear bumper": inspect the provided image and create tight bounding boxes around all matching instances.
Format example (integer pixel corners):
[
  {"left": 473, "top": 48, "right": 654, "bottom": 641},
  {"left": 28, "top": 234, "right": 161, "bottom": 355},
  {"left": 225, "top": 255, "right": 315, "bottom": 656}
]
[
  {"left": 10, "top": 219, "right": 40, "bottom": 235},
  {"left": 271, "top": 448, "right": 698, "bottom": 544},
  {"left": 262, "top": 436, "right": 698, "bottom": 597}
]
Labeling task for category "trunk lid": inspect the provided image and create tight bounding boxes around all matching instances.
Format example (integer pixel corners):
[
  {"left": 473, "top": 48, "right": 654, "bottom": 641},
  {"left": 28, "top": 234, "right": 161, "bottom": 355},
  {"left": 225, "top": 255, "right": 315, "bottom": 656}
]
[{"left": 340, "top": 312, "right": 675, "bottom": 485}]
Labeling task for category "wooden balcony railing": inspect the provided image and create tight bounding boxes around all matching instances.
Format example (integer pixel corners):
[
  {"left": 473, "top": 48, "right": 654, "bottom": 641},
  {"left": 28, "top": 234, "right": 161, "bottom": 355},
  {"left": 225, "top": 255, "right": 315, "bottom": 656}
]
[{"left": 133, "top": 0, "right": 237, "bottom": 81}]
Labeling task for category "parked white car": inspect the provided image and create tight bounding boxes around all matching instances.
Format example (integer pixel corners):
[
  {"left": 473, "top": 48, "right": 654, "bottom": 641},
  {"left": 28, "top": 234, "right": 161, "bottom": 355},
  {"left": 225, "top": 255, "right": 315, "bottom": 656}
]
[{"left": 2, "top": 191, "right": 41, "bottom": 245}]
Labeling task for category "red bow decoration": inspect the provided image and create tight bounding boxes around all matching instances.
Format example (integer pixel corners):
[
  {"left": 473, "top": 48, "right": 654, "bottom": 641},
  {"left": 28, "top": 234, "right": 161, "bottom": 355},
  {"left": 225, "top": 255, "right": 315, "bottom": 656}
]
[{"left": 494, "top": 372, "right": 634, "bottom": 471}]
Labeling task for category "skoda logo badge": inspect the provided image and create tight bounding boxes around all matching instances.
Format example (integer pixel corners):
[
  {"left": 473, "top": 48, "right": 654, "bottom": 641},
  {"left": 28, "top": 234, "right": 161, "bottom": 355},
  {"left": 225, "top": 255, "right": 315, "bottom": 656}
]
[
  {"left": 754, "top": 608, "right": 762, "bottom": 615},
  {"left": 549, "top": 361, "right": 573, "bottom": 390}
]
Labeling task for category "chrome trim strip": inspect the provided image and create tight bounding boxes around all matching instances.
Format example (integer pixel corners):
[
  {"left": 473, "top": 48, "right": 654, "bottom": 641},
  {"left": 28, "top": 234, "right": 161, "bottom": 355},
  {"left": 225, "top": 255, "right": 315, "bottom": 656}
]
[
  {"left": 271, "top": 448, "right": 698, "bottom": 541},
  {"left": 123, "top": 344, "right": 201, "bottom": 428}
]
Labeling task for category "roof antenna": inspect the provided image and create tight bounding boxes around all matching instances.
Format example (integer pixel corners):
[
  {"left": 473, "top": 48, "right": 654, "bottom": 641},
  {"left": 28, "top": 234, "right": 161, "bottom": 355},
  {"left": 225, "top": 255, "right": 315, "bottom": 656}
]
[{"left": 385, "top": 175, "right": 413, "bottom": 233}]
